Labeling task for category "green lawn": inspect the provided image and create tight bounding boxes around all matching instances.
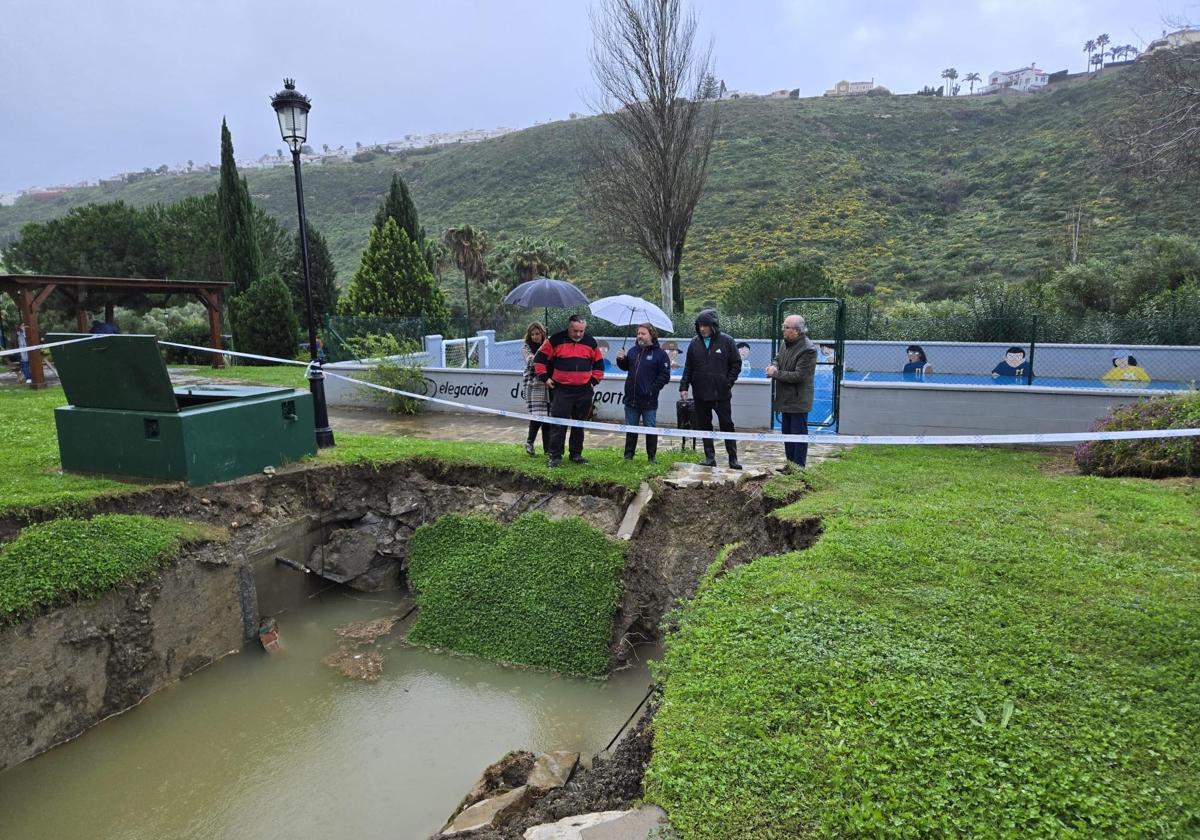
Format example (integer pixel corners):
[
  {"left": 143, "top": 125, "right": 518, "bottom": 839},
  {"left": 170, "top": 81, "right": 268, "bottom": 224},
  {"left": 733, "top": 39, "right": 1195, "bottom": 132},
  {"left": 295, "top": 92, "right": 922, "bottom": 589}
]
[
  {"left": 0, "top": 381, "right": 689, "bottom": 516},
  {"left": 647, "top": 446, "right": 1200, "bottom": 838},
  {"left": 0, "top": 514, "right": 222, "bottom": 622}
]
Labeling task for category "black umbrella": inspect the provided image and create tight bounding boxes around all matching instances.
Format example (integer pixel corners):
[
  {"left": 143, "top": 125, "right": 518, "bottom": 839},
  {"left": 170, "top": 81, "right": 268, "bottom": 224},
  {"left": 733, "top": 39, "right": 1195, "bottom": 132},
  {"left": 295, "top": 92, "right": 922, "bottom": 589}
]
[{"left": 503, "top": 277, "right": 589, "bottom": 310}]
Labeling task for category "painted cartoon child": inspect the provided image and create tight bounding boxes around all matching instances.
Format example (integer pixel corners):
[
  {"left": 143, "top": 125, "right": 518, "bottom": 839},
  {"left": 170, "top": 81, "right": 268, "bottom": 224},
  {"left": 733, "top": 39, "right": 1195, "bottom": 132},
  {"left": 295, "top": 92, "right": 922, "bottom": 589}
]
[
  {"left": 736, "top": 341, "right": 756, "bottom": 376},
  {"left": 1101, "top": 351, "right": 1150, "bottom": 383},
  {"left": 818, "top": 343, "right": 836, "bottom": 365},
  {"left": 903, "top": 344, "right": 933, "bottom": 378},
  {"left": 663, "top": 340, "right": 682, "bottom": 369},
  {"left": 596, "top": 339, "right": 612, "bottom": 371},
  {"left": 991, "top": 347, "right": 1029, "bottom": 379}
]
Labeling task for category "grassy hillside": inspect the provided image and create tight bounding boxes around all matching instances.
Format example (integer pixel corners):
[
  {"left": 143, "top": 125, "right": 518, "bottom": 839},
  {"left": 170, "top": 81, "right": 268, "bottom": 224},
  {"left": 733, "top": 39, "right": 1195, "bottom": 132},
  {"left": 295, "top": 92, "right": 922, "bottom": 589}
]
[{"left": 3, "top": 67, "right": 1194, "bottom": 305}]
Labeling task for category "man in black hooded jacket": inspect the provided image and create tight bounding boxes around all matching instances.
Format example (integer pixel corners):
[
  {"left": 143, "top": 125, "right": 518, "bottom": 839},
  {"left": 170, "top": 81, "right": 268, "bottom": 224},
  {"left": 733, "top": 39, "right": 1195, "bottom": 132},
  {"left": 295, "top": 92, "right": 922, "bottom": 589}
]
[{"left": 679, "top": 308, "right": 742, "bottom": 469}]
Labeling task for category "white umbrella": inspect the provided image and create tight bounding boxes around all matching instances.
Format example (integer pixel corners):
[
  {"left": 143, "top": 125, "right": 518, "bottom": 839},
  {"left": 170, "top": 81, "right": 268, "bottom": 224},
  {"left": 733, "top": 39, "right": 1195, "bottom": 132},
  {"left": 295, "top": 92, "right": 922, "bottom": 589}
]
[{"left": 588, "top": 295, "right": 674, "bottom": 338}]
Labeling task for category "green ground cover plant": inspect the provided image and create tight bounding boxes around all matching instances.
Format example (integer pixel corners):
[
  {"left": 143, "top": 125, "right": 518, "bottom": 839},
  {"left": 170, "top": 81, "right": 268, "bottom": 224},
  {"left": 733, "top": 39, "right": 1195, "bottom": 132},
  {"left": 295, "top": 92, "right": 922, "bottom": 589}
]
[
  {"left": 407, "top": 512, "right": 625, "bottom": 675},
  {"left": 1075, "top": 391, "right": 1200, "bottom": 478},
  {"left": 647, "top": 446, "right": 1200, "bottom": 838},
  {"left": 0, "top": 514, "right": 221, "bottom": 622}
]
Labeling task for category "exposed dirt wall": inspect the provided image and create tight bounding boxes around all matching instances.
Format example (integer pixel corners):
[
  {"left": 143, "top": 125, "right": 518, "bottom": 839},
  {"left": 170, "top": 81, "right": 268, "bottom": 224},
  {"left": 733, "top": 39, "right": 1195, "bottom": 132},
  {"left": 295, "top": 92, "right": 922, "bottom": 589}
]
[{"left": 0, "top": 544, "right": 245, "bottom": 771}]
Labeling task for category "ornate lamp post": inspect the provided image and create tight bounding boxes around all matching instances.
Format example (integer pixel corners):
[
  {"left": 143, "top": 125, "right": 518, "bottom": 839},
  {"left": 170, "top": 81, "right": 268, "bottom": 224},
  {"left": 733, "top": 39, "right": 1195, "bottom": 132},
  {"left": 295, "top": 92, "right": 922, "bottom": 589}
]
[{"left": 271, "top": 78, "right": 334, "bottom": 448}]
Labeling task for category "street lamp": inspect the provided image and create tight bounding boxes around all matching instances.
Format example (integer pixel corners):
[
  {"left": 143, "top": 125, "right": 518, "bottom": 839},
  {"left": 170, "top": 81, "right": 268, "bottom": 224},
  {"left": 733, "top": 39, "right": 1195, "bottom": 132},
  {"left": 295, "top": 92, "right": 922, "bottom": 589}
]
[{"left": 271, "top": 78, "right": 334, "bottom": 448}]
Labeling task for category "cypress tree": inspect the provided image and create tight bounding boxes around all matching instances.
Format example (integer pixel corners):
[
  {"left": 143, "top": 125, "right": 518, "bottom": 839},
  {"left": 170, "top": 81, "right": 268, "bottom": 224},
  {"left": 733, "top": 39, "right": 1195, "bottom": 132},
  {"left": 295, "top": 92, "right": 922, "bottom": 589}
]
[
  {"left": 217, "top": 119, "right": 262, "bottom": 295},
  {"left": 340, "top": 218, "right": 449, "bottom": 333},
  {"left": 283, "top": 220, "right": 340, "bottom": 325},
  {"left": 230, "top": 274, "right": 300, "bottom": 364},
  {"left": 373, "top": 173, "right": 435, "bottom": 273}
]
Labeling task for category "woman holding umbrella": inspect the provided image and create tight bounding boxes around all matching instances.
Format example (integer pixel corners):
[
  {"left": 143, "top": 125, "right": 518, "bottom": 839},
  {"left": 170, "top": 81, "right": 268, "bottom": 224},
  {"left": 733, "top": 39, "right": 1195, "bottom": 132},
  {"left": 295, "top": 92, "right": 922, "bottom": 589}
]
[
  {"left": 520, "top": 322, "right": 550, "bottom": 455},
  {"left": 616, "top": 323, "right": 672, "bottom": 463}
]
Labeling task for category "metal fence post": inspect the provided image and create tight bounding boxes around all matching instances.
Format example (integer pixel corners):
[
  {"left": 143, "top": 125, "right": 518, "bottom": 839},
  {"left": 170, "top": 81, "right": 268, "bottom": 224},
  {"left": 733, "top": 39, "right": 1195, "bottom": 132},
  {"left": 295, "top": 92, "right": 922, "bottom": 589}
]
[{"left": 1027, "top": 315, "right": 1038, "bottom": 385}]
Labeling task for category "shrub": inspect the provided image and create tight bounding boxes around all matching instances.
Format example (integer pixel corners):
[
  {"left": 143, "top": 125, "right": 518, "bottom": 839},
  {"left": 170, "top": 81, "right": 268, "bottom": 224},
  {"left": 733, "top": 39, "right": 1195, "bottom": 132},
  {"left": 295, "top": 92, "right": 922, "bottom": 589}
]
[
  {"left": 345, "top": 333, "right": 427, "bottom": 414},
  {"left": 1074, "top": 392, "right": 1200, "bottom": 478},
  {"left": 230, "top": 274, "right": 300, "bottom": 364},
  {"left": 0, "top": 515, "right": 219, "bottom": 621},
  {"left": 407, "top": 512, "right": 625, "bottom": 675}
]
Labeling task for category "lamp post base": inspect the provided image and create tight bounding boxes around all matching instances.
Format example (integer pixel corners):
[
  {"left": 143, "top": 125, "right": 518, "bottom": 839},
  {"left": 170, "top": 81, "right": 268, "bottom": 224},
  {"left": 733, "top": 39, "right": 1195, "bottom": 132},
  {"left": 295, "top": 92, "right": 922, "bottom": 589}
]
[{"left": 307, "top": 367, "right": 336, "bottom": 449}]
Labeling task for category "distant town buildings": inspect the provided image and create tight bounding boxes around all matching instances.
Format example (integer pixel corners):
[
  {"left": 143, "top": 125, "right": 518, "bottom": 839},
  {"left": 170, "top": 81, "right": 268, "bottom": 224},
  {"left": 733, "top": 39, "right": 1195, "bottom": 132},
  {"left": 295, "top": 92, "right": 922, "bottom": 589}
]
[{"left": 823, "top": 79, "right": 879, "bottom": 97}]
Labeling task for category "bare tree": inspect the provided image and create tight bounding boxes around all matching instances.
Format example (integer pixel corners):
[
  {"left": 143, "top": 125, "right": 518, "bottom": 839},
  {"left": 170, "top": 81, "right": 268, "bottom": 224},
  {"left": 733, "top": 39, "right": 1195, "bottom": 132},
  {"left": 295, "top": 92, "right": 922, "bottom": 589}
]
[
  {"left": 1110, "top": 40, "right": 1200, "bottom": 177},
  {"left": 582, "top": 0, "right": 717, "bottom": 314}
]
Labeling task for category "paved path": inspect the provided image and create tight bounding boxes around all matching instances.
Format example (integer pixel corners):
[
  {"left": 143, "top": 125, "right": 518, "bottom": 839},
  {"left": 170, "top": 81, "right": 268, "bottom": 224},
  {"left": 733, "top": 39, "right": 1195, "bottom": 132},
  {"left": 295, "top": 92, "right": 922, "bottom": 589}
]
[{"left": 328, "top": 406, "right": 843, "bottom": 482}]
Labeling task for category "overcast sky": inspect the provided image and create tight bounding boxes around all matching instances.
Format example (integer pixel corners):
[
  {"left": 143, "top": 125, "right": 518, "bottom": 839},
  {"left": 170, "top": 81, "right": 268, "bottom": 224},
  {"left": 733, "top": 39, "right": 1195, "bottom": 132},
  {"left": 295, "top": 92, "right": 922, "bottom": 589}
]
[{"left": 0, "top": 0, "right": 1186, "bottom": 194}]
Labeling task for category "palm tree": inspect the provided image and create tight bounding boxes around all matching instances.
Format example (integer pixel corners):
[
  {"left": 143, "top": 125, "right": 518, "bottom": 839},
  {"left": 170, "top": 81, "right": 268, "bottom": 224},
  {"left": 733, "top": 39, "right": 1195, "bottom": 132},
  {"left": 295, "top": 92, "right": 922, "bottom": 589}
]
[
  {"left": 1090, "top": 53, "right": 1103, "bottom": 72},
  {"left": 963, "top": 72, "right": 982, "bottom": 94},
  {"left": 1084, "top": 39, "right": 1096, "bottom": 72},
  {"left": 1096, "top": 33, "right": 1110, "bottom": 68},
  {"left": 941, "top": 67, "right": 958, "bottom": 96},
  {"left": 443, "top": 225, "right": 489, "bottom": 326}
]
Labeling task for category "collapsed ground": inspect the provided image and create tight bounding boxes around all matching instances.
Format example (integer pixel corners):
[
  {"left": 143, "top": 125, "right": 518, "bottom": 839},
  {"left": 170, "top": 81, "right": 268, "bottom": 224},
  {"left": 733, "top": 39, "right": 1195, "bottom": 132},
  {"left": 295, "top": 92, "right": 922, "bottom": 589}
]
[{"left": 2, "top": 383, "right": 1199, "bottom": 838}]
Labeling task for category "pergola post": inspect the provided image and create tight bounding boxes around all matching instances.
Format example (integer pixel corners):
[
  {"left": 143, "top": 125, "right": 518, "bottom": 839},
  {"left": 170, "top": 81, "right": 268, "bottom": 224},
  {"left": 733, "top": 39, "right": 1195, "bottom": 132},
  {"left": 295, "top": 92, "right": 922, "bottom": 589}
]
[{"left": 198, "top": 289, "right": 226, "bottom": 369}]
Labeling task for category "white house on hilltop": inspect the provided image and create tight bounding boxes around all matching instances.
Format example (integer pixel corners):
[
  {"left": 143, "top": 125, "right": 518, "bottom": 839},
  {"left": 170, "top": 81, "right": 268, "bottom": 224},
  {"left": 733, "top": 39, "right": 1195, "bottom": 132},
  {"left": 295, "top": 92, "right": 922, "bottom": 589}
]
[
  {"left": 1145, "top": 28, "right": 1200, "bottom": 54},
  {"left": 979, "top": 65, "right": 1048, "bottom": 94}
]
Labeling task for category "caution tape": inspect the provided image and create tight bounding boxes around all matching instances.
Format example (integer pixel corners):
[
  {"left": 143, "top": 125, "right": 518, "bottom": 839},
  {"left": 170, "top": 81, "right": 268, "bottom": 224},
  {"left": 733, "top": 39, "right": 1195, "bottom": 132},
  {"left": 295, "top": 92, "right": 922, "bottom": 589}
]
[
  {"left": 24, "top": 336, "right": 1195, "bottom": 447},
  {"left": 0, "top": 334, "right": 102, "bottom": 357},
  {"left": 322, "top": 370, "right": 1200, "bottom": 447}
]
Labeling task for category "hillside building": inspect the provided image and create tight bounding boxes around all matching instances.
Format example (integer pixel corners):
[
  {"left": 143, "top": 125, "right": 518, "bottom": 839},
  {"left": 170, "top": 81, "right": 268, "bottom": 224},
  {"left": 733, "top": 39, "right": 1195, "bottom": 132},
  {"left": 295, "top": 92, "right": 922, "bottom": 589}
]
[
  {"left": 1145, "top": 28, "right": 1200, "bottom": 54},
  {"left": 979, "top": 65, "right": 1048, "bottom": 94},
  {"left": 824, "top": 79, "right": 877, "bottom": 97}
]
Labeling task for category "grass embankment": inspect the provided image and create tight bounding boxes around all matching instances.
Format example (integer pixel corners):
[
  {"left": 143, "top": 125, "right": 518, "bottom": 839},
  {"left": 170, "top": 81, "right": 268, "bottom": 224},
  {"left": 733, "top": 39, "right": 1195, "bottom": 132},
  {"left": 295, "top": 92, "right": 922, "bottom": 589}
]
[
  {"left": 1, "top": 380, "right": 685, "bottom": 515},
  {"left": 0, "top": 514, "right": 223, "bottom": 622},
  {"left": 407, "top": 512, "right": 625, "bottom": 675},
  {"left": 647, "top": 447, "right": 1200, "bottom": 838}
]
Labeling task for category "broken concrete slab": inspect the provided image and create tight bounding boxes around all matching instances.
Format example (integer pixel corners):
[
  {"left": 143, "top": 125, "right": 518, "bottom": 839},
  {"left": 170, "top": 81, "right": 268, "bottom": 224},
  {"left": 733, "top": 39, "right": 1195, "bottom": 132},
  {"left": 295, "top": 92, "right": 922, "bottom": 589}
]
[
  {"left": 616, "top": 482, "right": 653, "bottom": 541},
  {"left": 580, "top": 805, "right": 673, "bottom": 839},
  {"left": 522, "top": 810, "right": 628, "bottom": 840},
  {"left": 443, "top": 784, "right": 532, "bottom": 836},
  {"left": 527, "top": 750, "right": 579, "bottom": 791}
]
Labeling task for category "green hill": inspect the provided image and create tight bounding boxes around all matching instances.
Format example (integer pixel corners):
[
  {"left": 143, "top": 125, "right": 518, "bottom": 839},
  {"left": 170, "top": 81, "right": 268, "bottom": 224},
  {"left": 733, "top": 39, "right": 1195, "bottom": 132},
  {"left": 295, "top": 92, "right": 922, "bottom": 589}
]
[{"left": 3, "top": 68, "right": 1194, "bottom": 305}]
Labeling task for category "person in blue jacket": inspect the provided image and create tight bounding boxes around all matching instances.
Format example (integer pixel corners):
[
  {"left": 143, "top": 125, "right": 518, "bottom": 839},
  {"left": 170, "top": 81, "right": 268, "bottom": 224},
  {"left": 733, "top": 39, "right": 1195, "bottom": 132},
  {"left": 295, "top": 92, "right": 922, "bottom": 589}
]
[{"left": 616, "top": 323, "right": 672, "bottom": 462}]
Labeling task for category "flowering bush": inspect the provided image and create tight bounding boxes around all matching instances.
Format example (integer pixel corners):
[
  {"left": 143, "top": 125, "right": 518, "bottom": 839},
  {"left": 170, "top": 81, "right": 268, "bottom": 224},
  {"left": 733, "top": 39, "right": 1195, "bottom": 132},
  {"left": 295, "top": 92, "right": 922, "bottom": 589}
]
[{"left": 1074, "top": 392, "right": 1200, "bottom": 478}]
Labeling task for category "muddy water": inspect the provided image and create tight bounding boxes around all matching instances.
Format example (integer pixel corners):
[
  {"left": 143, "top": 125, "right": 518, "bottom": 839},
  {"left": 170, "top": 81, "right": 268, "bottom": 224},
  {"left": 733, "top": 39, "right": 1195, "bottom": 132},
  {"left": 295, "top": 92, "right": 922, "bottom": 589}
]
[{"left": 0, "top": 590, "right": 656, "bottom": 840}]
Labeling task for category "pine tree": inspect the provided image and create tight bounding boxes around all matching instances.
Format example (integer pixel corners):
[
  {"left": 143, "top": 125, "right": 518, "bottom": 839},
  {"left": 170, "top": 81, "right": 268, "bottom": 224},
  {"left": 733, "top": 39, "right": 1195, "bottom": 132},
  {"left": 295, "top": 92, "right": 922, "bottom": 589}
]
[
  {"left": 216, "top": 119, "right": 262, "bottom": 295},
  {"left": 230, "top": 274, "right": 300, "bottom": 364},
  {"left": 283, "top": 220, "right": 340, "bottom": 326},
  {"left": 340, "top": 218, "right": 449, "bottom": 332},
  {"left": 373, "top": 173, "right": 435, "bottom": 273}
]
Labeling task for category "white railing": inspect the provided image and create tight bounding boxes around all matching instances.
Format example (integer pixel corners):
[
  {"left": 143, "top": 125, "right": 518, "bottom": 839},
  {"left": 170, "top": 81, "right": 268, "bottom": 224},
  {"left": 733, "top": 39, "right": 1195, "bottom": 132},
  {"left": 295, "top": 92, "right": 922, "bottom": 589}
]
[{"left": 441, "top": 336, "right": 487, "bottom": 368}]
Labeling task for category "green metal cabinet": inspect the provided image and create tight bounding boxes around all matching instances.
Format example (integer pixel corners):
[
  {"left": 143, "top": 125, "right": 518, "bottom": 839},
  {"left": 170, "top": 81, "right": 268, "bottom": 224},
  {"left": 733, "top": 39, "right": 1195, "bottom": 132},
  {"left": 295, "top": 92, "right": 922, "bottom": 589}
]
[{"left": 51, "top": 334, "right": 317, "bottom": 485}]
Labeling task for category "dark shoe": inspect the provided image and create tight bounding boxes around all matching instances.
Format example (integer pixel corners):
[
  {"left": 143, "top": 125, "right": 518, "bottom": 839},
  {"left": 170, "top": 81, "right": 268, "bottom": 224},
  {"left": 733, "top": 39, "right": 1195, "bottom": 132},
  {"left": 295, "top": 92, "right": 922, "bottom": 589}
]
[
  {"left": 525, "top": 442, "right": 536, "bottom": 456},
  {"left": 728, "top": 460, "right": 743, "bottom": 470},
  {"left": 623, "top": 453, "right": 634, "bottom": 460},
  {"left": 647, "top": 456, "right": 657, "bottom": 464},
  {"left": 548, "top": 457, "right": 562, "bottom": 468},
  {"left": 700, "top": 458, "right": 717, "bottom": 467},
  {"left": 774, "top": 466, "right": 792, "bottom": 475},
  {"left": 569, "top": 455, "right": 588, "bottom": 464}
]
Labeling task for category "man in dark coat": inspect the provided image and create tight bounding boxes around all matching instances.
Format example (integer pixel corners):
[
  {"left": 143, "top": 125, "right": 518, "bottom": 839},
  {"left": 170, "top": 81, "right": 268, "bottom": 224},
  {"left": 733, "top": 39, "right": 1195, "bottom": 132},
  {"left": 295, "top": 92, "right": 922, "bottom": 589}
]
[
  {"left": 615, "top": 323, "right": 672, "bottom": 462},
  {"left": 534, "top": 315, "right": 605, "bottom": 467},
  {"left": 679, "top": 308, "right": 742, "bottom": 469},
  {"left": 766, "top": 313, "right": 818, "bottom": 470}
]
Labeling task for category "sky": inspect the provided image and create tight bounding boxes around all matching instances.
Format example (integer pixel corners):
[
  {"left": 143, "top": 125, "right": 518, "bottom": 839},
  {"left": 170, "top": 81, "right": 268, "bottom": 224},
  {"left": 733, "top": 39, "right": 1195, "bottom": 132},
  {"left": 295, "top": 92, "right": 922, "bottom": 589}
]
[{"left": 0, "top": 0, "right": 1189, "bottom": 194}]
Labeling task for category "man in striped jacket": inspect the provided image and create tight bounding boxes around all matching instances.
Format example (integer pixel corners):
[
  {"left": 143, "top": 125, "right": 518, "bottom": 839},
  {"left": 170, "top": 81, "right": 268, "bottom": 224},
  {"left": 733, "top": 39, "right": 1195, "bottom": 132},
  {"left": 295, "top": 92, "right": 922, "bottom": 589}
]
[{"left": 534, "top": 315, "right": 605, "bottom": 467}]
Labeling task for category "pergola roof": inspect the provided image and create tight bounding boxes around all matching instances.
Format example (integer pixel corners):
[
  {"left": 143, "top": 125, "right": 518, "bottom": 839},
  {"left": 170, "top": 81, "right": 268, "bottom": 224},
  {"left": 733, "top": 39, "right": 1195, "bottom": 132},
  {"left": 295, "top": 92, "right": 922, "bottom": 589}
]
[{"left": 2, "top": 274, "right": 230, "bottom": 388}]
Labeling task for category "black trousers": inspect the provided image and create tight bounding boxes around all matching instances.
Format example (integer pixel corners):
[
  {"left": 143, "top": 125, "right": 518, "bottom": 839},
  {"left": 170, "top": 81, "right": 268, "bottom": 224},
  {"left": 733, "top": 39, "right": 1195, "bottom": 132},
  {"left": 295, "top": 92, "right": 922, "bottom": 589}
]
[
  {"left": 694, "top": 397, "right": 737, "bottom": 462},
  {"left": 526, "top": 420, "right": 549, "bottom": 452},
  {"left": 546, "top": 386, "right": 593, "bottom": 458}
]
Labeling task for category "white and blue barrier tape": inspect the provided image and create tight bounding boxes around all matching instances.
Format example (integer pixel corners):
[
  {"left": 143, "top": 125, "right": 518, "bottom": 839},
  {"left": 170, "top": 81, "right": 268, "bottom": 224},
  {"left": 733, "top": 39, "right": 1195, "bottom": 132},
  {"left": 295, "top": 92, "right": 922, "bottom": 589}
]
[
  {"left": 15, "top": 335, "right": 1200, "bottom": 447},
  {"left": 0, "top": 334, "right": 102, "bottom": 357}
]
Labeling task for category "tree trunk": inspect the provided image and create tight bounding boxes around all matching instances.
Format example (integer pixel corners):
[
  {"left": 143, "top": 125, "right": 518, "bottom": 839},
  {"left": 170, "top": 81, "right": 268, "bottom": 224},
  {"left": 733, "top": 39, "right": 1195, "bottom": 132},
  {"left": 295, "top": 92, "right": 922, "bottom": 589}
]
[
  {"left": 660, "top": 267, "right": 674, "bottom": 316},
  {"left": 672, "top": 238, "right": 686, "bottom": 314}
]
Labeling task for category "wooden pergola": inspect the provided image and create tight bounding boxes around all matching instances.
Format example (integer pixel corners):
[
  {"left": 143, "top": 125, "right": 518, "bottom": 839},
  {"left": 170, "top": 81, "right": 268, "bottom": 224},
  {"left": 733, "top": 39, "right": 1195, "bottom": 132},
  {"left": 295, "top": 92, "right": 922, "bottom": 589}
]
[{"left": 1, "top": 274, "right": 230, "bottom": 388}]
